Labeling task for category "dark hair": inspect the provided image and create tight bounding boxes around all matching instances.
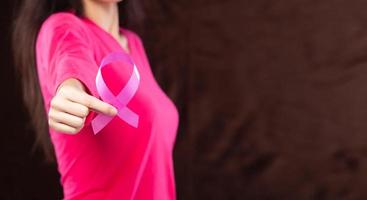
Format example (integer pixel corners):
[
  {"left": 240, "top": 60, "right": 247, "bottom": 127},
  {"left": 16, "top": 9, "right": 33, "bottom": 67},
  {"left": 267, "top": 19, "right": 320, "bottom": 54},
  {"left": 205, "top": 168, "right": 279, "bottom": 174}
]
[{"left": 12, "top": 0, "right": 143, "bottom": 162}]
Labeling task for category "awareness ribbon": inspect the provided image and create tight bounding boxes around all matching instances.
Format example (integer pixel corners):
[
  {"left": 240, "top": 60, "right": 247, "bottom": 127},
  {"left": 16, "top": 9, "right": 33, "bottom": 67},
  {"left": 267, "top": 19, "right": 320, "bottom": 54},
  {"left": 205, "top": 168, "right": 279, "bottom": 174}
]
[{"left": 91, "top": 52, "right": 140, "bottom": 135}]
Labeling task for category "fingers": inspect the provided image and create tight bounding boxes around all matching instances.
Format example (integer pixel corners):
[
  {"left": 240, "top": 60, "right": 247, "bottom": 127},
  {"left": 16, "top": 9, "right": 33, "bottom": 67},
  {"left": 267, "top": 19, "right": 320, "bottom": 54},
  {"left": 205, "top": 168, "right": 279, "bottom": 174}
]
[
  {"left": 48, "top": 105, "right": 85, "bottom": 134},
  {"left": 49, "top": 108, "right": 85, "bottom": 128},
  {"left": 48, "top": 79, "right": 117, "bottom": 134},
  {"left": 83, "top": 95, "right": 118, "bottom": 116},
  {"left": 64, "top": 90, "right": 117, "bottom": 116},
  {"left": 48, "top": 119, "right": 80, "bottom": 135},
  {"left": 50, "top": 97, "right": 89, "bottom": 118}
]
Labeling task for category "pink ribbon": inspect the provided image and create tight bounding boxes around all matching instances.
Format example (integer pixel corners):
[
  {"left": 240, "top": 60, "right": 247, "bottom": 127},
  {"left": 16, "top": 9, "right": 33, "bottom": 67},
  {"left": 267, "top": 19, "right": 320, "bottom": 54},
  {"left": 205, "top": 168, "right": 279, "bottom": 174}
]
[{"left": 91, "top": 52, "right": 140, "bottom": 135}]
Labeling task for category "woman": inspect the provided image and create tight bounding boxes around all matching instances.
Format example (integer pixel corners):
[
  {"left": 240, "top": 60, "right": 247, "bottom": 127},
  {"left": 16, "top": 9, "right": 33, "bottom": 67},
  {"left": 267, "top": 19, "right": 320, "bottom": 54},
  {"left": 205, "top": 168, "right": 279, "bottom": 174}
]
[{"left": 13, "top": 0, "right": 179, "bottom": 199}]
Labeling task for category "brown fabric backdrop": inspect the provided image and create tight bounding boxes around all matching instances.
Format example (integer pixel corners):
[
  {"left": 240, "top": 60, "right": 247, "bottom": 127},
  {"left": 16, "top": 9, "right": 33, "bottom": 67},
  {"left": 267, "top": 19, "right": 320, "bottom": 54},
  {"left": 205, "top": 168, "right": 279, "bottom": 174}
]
[
  {"left": 141, "top": 0, "right": 367, "bottom": 199},
  {"left": 3, "top": 0, "right": 367, "bottom": 199}
]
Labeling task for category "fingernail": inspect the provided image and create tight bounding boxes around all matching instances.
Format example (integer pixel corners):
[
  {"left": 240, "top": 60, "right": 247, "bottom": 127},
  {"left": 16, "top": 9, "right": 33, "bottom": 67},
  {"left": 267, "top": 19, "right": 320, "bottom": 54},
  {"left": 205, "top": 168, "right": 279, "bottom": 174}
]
[{"left": 110, "top": 107, "right": 118, "bottom": 115}]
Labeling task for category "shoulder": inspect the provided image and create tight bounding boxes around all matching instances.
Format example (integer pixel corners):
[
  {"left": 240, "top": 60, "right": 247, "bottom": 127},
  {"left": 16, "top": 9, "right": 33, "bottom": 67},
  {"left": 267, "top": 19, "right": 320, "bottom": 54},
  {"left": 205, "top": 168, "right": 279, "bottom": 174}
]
[
  {"left": 43, "top": 12, "right": 84, "bottom": 28},
  {"left": 38, "top": 11, "right": 88, "bottom": 39},
  {"left": 36, "top": 12, "right": 92, "bottom": 64}
]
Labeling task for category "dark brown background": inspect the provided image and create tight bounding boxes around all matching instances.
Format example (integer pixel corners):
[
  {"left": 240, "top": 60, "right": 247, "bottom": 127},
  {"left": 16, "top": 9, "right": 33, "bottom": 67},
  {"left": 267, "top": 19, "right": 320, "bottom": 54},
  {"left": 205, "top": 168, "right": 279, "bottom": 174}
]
[{"left": 2, "top": 0, "right": 367, "bottom": 199}]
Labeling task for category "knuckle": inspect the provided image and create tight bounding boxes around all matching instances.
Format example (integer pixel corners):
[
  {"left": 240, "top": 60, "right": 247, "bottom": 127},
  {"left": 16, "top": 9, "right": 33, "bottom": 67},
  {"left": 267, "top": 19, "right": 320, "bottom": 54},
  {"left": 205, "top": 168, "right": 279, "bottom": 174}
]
[
  {"left": 68, "top": 87, "right": 78, "bottom": 95},
  {"left": 75, "top": 118, "right": 84, "bottom": 128},
  {"left": 50, "top": 98, "right": 57, "bottom": 107},
  {"left": 70, "top": 128, "right": 79, "bottom": 134},
  {"left": 57, "top": 86, "right": 67, "bottom": 96},
  {"left": 48, "top": 111, "right": 54, "bottom": 120},
  {"left": 61, "top": 89, "right": 71, "bottom": 97},
  {"left": 51, "top": 97, "right": 64, "bottom": 108},
  {"left": 48, "top": 118, "right": 53, "bottom": 126},
  {"left": 75, "top": 127, "right": 82, "bottom": 134},
  {"left": 82, "top": 96, "right": 92, "bottom": 107},
  {"left": 80, "top": 106, "right": 89, "bottom": 117},
  {"left": 60, "top": 86, "right": 76, "bottom": 98},
  {"left": 50, "top": 123, "right": 61, "bottom": 132}
]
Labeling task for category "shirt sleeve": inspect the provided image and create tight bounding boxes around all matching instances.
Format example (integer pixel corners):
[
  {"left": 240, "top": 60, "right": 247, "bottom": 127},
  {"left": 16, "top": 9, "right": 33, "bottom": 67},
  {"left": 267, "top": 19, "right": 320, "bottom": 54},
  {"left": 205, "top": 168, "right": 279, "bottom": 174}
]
[
  {"left": 38, "top": 14, "right": 99, "bottom": 126},
  {"left": 46, "top": 17, "right": 98, "bottom": 96}
]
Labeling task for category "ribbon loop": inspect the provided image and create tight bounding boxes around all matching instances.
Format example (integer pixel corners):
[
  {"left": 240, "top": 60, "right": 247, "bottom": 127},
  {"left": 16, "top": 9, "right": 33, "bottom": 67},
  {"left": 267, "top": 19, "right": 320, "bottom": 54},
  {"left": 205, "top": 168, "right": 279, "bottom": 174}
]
[{"left": 91, "top": 52, "right": 140, "bottom": 134}]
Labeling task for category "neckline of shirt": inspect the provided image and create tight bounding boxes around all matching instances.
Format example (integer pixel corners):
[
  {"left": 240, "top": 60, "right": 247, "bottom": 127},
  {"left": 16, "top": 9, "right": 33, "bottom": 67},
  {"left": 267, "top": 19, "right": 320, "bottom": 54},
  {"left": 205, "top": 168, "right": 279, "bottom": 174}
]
[{"left": 81, "top": 16, "right": 133, "bottom": 56}]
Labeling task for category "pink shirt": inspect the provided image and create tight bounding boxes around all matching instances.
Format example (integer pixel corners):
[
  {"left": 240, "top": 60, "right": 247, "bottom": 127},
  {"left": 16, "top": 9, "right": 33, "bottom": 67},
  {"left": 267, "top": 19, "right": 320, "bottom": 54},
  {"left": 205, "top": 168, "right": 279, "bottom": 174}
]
[{"left": 35, "top": 12, "right": 179, "bottom": 200}]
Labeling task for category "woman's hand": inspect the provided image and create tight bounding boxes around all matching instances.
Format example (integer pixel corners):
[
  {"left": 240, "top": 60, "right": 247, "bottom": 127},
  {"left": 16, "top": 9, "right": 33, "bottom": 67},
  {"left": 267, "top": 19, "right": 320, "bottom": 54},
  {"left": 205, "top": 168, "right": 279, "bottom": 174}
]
[{"left": 48, "top": 78, "right": 117, "bottom": 134}]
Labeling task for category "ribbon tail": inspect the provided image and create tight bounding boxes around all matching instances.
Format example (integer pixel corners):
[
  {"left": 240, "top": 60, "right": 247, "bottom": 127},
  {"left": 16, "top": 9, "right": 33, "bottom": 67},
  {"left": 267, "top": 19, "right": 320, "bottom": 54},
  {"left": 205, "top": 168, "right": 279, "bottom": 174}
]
[
  {"left": 118, "top": 107, "right": 139, "bottom": 128},
  {"left": 91, "top": 114, "right": 114, "bottom": 135}
]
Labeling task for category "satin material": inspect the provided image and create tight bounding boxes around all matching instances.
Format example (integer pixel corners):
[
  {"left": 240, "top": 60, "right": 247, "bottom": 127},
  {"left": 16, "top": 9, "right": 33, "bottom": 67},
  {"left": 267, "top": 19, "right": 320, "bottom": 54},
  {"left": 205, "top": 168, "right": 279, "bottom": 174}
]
[{"left": 92, "top": 52, "right": 140, "bottom": 134}]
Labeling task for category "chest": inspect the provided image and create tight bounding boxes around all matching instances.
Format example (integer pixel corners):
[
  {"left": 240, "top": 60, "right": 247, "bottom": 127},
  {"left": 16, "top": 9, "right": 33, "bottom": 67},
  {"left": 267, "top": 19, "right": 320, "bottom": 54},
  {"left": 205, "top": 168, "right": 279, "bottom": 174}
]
[{"left": 89, "top": 31, "right": 179, "bottom": 138}]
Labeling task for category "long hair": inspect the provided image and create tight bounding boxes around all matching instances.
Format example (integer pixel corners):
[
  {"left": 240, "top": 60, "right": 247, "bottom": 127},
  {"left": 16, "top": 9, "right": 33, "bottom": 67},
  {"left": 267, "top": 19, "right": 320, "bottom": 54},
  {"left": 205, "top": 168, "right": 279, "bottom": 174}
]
[{"left": 12, "top": 0, "right": 143, "bottom": 162}]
